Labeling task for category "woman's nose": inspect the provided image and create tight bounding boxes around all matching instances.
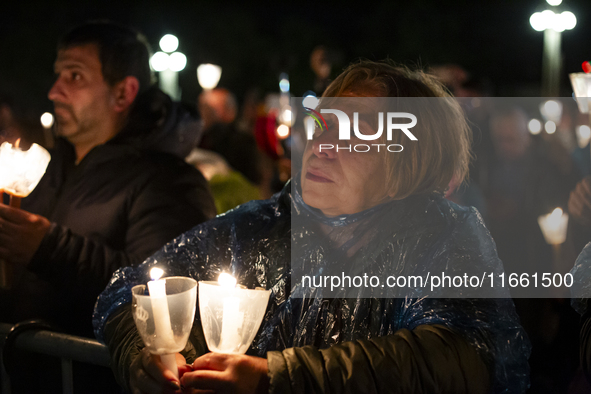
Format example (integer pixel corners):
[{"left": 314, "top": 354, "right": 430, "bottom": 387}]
[{"left": 311, "top": 130, "right": 338, "bottom": 159}]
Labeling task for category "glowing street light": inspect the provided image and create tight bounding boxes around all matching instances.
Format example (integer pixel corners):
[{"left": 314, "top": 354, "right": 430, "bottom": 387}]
[
  {"left": 159, "top": 34, "right": 179, "bottom": 53},
  {"left": 169, "top": 52, "right": 187, "bottom": 72},
  {"left": 530, "top": 10, "right": 576, "bottom": 32},
  {"left": 279, "top": 78, "right": 290, "bottom": 93},
  {"left": 302, "top": 93, "right": 319, "bottom": 110},
  {"left": 150, "top": 52, "right": 170, "bottom": 72},
  {"left": 545, "top": 120, "right": 557, "bottom": 134},
  {"left": 277, "top": 124, "right": 290, "bottom": 139},
  {"left": 150, "top": 34, "right": 186, "bottom": 101},
  {"left": 530, "top": 3, "right": 576, "bottom": 96},
  {"left": 40, "top": 112, "right": 54, "bottom": 128},
  {"left": 528, "top": 118, "right": 542, "bottom": 135},
  {"left": 40, "top": 112, "right": 55, "bottom": 147},
  {"left": 539, "top": 100, "right": 563, "bottom": 123}
]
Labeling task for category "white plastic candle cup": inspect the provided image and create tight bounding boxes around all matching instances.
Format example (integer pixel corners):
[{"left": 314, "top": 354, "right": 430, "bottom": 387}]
[
  {"left": 199, "top": 281, "right": 270, "bottom": 354},
  {"left": 131, "top": 277, "right": 197, "bottom": 355},
  {"left": 0, "top": 142, "right": 51, "bottom": 197},
  {"left": 538, "top": 208, "right": 569, "bottom": 245},
  {"left": 570, "top": 72, "right": 591, "bottom": 114}
]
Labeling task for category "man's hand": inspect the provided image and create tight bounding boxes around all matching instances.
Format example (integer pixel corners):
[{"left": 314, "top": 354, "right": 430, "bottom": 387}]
[
  {"left": 181, "top": 353, "right": 269, "bottom": 394},
  {"left": 129, "top": 347, "right": 191, "bottom": 394},
  {"left": 0, "top": 203, "right": 51, "bottom": 265},
  {"left": 568, "top": 176, "right": 591, "bottom": 226}
]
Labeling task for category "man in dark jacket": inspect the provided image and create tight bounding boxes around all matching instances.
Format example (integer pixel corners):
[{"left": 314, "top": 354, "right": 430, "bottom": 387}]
[{"left": 0, "top": 21, "right": 216, "bottom": 337}]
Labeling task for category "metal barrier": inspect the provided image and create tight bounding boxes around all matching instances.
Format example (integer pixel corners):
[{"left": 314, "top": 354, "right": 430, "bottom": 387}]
[{"left": 0, "top": 322, "right": 110, "bottom": 394}]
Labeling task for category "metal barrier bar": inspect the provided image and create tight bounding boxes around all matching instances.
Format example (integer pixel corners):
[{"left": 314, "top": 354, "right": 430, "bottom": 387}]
[
  {"left": 0, "top": 323, "right": 109, "bottom": 367},
  {"left": 1, "top": 343, "right": 10, "bottom": 394},
  {"left": 0, "top": 322, "right": 111, "bottom": 394}
]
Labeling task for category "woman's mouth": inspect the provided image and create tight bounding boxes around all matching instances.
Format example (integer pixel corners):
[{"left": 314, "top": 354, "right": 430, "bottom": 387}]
[{"left": 305, "top": 169, "right": 333, "bottom": 183}]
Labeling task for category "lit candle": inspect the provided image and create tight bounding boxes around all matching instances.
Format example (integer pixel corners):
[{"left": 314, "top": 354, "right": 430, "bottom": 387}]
[
  {"left": 218, "top": 272, "right": 244, "bottom": 352},
  {"left": 0, "top": 140, "right": 51, "bottom": 199},
  {"left": 0, "top": 140, "right": 51, "bottom": 289},
  {"left": 147, "top": 267, "right": 178, "bottom": 379},
  {"left": 538, "top": 207, "right": 569, "bottom": 245}
]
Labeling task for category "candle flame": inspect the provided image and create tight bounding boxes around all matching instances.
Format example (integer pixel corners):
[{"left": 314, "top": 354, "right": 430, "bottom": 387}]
[
  {"left": 150, "top": 267, "right": 164, "bottom": 281},
  {"left": 218, "top": 272, "right": 237, "bottom": 289},
  {"left": 15, "top": 139, "right": 20, "bottom": 149}
]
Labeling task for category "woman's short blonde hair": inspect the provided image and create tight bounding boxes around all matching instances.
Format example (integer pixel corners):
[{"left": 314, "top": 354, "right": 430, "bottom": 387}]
[{"left": 323, "top": 60, "right": 472, "bottom": 200}]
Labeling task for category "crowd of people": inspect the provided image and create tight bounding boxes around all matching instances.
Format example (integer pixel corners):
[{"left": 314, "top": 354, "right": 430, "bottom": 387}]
[{"left": 2, "top": 20, "right": 591, "bottom": 394}]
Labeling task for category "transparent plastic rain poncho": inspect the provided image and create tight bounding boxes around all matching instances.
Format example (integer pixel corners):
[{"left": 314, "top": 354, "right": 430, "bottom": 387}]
[
  {"left": 94, "top": 179, "right": 530, "bottom": 393},
  {"left": 570, "top": 242, "right": 591, "bottom": 315}
]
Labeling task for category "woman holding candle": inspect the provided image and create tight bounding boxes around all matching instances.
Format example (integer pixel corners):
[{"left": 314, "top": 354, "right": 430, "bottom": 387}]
[{"left": 94, "top": 60, "right": 529, "bottom": 393}]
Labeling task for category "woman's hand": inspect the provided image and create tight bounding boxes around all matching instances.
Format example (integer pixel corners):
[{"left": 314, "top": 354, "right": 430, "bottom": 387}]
[
  {"left": 181, "top": 353, "right": 269, "bottom": 394},
  {"left": 129, "top": 347, "right": 192, "bottom": 394}
]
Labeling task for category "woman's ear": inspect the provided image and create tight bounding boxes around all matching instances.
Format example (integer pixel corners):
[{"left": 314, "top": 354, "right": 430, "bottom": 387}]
[
  {"left": 387, "top": 184, "right": 398, "bottom": 199},
  {"left": 112, "top": 76, "right": 140, "bottom": 113}
]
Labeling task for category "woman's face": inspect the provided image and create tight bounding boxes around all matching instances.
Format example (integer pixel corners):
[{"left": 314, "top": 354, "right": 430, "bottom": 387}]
[{"left": 300, "top": 94, "right": 391, "bottom": 216}]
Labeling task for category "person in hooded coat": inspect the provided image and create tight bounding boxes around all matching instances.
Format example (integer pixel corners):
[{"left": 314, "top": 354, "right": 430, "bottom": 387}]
[{"left": 94, "top": 61, "right": 530, "bottom": 394}]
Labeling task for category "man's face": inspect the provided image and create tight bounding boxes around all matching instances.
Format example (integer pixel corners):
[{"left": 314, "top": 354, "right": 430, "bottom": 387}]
[{"left": 48, "top": 44, "right": 115, "bottom": 140}]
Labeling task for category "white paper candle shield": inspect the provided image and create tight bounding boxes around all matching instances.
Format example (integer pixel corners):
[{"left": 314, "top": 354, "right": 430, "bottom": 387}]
[{"left": 0, "top": 142, "right": 51, "bottom": 197}]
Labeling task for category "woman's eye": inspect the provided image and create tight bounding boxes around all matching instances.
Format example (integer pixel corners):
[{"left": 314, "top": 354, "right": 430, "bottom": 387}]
[{"left": 71, "top": 72, "right": 81, "bottom": 81}]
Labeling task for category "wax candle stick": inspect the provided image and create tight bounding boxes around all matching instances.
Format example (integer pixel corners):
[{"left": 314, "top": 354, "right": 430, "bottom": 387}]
[
  {"left": 147, "top": 267, "right": 178, "bottom": 379},
  {"left": 218, "top": 273, "right": 244, "bottom": 351},
  {"left": 9, "top": 194, "right": 21, "bottom": 209}
]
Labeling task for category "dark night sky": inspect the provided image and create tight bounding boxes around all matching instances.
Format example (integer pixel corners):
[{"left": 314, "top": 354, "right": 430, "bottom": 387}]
[{"left": 1, "top": 0, "right": 591, "bottom": 118}]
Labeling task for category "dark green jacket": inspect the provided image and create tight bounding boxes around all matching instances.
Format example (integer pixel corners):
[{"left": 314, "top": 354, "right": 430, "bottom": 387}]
[{"left": 104, "top": 304, "right": 489, "bottom": 394}]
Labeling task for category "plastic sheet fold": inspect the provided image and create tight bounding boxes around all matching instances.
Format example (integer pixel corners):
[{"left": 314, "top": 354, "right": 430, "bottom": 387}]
[{"left": 569, "top": 242, "right": 591, "bottom": 315}]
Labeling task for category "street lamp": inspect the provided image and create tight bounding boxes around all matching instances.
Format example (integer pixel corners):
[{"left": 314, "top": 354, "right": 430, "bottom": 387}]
[
  {"left": 150, "top": 34, "right": 187, "bottom": 101},
  {"left": 530, "top": 1, "right": 576, "bottom": 96},
  {"left": 40, "top": 112, "right": 54, "bottom": 147}
]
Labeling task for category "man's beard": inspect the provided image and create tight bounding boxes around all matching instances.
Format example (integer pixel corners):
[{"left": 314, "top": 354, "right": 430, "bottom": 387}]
[{"left": 53, "top": 103, "right": 78, "bottom": 137}]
